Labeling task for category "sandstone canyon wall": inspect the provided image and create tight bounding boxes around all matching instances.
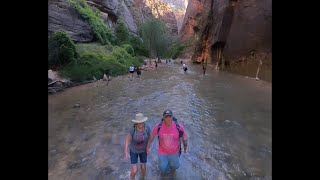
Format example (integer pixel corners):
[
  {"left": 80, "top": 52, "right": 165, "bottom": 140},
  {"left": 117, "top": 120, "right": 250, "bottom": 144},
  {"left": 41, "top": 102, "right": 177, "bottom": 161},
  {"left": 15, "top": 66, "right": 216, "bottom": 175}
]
[
  {"left": 180, "top": 0, "right": 272, "bottom": 81},
  {"left": 48, "top": 0, "right": 185, "bottom": 42}
]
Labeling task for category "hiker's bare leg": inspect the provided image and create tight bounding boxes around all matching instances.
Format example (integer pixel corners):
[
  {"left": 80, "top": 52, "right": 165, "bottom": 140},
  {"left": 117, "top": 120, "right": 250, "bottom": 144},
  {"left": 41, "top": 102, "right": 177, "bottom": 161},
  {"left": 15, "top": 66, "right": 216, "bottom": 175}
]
[
  {"left": 141, "top": 163, "right": 146, "bottom": 176},
  {"left": 169, "top": 169, "right": 175, "bottom": 176},
  {"left": 130, "top": 164, "right": 138, "bottom": 180}
]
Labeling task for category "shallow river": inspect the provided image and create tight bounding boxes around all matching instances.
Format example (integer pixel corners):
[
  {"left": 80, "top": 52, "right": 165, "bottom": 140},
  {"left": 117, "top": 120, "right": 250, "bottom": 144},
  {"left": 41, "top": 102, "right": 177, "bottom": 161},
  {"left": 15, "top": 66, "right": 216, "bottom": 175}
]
[{"left": 48, "top": 61, "right": 271, "bottom": 180}]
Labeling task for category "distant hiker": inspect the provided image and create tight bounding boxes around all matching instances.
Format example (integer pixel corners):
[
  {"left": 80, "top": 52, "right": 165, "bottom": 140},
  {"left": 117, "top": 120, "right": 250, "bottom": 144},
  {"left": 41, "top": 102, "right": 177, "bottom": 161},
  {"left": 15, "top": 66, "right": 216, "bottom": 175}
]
[
  {"left": 146, "top": 109, "right": 188, "bottom": 177},
  {"left": 166, "top": 60, "right": 168, "bottom": 64},
  {"left": 202, "top": 63, "right": 207, "bottom": 75},
  {"left": 180, "top": 60, "right": 183, "bottom": 64},
  {"left": 129, "top": 65, "right": 135, "bottom": 79},
  {"left": 169, "top": 59, "right": 171, "bottom": 63},
  {"left": 203, "top": 65, "right": 206, "bottom": 75},
  {"left": 183, "top": 64, "right": 188, "bottom": 72},
  {"left": 124, "top": 113, "right": 150, "bottom": 180},
  {"left": 155, "top": 62, "right": 158, "bottom": 69},
  {"left": 144, "top": 61, "right": 147, "bottom": 66},
  {"left": 103, "top": 70, "right": 111, "bottom": 81},
  {"left": 137, "top": 67, "right": 142, "bottom": 78}
]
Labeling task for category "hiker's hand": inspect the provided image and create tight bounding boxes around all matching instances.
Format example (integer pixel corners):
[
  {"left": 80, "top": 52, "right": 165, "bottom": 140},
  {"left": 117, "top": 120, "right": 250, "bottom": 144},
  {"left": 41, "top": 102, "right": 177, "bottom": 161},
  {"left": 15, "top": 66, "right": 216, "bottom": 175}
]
[
  {"left": 184, "top": 148, "right": 187, "bottom": 153},
  {"left": 124, "top": 152, "right": 129, "bottom": 160},
  {"left": 146, "top": 147, "right": 150, "bottom": 154}
]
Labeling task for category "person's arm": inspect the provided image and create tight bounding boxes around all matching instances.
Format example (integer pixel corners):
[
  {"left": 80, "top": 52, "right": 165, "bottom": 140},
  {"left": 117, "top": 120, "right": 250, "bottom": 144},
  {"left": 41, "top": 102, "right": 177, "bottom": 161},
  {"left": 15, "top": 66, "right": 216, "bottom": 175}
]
[
  {"left": 146, "top": 124, "right": 159, "bottom": 154},
  {"left": 124, "top": 134, "right": 131, "bottom": 160},
  {"left": 182, "top": 136, "right": 188, "bottom": 153},
  {"left": 146, "top": 134, "right": 156, "bottom": 154},
  {"left": 180, "top": 124, "right": 188, "bottom": 153}
]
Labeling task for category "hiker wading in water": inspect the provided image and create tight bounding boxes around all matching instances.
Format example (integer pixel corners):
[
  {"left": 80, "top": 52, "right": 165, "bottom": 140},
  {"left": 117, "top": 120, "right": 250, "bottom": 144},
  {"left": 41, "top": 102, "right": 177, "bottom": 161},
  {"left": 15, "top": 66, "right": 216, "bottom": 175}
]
[
  {"left": 183, "top": 64, "right": 188, "bottom": 72},
  {"left": 124, "top": 113, "right": 150, "bottom": 180},
  {"left": 129, "top": 64, "right": 135, "bottom": 79},
  {"left": 146, "top": 109, "right": 188, "bottom": 176}
]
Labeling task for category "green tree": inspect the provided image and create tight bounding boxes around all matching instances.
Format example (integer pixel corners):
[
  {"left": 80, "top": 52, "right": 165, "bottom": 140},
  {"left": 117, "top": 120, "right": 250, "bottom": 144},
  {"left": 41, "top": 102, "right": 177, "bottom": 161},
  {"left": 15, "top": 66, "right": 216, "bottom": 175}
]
[
  {"left": 140, "top": 18, "right": 171, "bottom": 61},
  {"left": 115, "top": 19, "right": 130, "bottom": 45},
  {"left": 48, "top": 32, "right": 79, "bottom": 69},
  {"left": 129, "top": 34, "right": 149, "bottom": 57}
]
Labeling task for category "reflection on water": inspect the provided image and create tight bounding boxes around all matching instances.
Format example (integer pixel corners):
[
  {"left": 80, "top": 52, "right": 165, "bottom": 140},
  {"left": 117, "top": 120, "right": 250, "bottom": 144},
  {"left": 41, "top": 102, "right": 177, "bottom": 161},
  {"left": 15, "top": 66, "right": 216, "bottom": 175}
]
[{"left": 49, "top": 61, "right": 271, "bottom": 180}]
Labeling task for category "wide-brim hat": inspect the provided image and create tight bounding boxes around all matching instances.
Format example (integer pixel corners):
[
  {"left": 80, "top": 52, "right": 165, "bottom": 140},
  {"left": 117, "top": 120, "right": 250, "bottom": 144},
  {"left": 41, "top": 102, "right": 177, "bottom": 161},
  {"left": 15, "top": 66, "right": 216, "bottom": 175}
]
[{"left": 132, "top": 113, "right": 148, "bottom": 123}]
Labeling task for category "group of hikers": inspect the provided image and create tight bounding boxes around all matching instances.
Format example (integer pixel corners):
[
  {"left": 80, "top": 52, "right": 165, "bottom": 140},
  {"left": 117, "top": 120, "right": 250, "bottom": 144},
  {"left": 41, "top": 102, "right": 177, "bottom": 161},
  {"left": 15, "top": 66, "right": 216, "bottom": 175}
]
[
  {"left": 128, "top": 59, "right": 172, "bottom": 80},
  {"left": 124, "top": 109, "right": 188, "bottom": 179},
  {"left": 129, "top": 59, "right": 208, "bottom": 81},
  {"left": 129, "top": 65, "right": 142, "bottom": 80}
]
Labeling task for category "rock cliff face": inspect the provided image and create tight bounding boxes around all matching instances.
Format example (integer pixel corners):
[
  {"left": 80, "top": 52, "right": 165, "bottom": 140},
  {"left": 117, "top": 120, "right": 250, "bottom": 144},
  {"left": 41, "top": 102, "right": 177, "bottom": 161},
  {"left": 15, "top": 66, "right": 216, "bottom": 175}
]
[
  {"left": 86, "top": 0, "right": 138, "bottom": 33},
  {"left": 180, "top": 0, "right": 272, "bottom": 81},
  {"left": 179, "top": 0, "right": 203, "bottom": 41},
  {"left": 48, "top": 0, "right": 94, "bottom": 42},
  {"left": 144, "top": 0, "right": 178, "bottom": 36},
  {"left": 48, "top": 0, "right": 141, "bottom": 40},
  {"left": 48, "top": 0, "right": 182, "bottom": 42},
  {"left": 160, "top": 0, "right": 188, "bottom": 32},
  {"left": 178, "top": 0, "right": 203, "bottom": 58}
]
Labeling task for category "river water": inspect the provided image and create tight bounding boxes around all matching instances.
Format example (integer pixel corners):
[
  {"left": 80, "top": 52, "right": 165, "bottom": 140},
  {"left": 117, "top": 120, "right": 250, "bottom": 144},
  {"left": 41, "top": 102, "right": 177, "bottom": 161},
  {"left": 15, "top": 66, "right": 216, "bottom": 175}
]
[{"left": 48, "top": 61, "right": 271, "bottom": 180}]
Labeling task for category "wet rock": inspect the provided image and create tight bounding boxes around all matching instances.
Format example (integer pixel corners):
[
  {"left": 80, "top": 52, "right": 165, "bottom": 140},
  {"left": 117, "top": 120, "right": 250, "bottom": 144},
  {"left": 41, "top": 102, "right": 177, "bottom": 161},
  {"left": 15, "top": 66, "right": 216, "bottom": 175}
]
[
  {"left": 73, "top": 104, "right": 80, "bottom": 108},
  {"left": 50, "top": 149, "right": 57, "bottom": 154},
  {"left": 81, "top": 157, "right": 88, "bottom": 162},
  {"left": 48, "top": 89, "right": 56, "bottom": 94},
  {"left": 102, "top": 166, "right": 113, "bottom": 175},
  {"left": 54, "top": 81, "right": 63, "bottom": 87}
]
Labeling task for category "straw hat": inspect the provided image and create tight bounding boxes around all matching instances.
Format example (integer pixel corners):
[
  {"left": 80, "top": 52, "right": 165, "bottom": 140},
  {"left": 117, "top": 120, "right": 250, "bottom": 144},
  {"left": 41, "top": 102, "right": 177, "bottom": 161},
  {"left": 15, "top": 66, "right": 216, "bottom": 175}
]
[{"left": 132, "top": 113, "right": 148, "bottom": 123}]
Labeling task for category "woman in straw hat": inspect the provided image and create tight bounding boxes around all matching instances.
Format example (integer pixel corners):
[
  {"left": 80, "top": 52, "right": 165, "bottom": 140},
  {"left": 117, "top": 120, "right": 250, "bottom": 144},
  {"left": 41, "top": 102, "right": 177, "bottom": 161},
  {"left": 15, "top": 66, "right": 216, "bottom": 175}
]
[{"left": 124, "top": 113, "right": 150, "bottom": 180}]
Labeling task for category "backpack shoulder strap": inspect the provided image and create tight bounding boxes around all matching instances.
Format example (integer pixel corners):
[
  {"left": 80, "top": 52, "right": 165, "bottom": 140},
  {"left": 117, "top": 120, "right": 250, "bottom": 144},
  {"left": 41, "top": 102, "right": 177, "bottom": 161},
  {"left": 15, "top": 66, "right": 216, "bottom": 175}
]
[
  {"left": 131, "top": 125, "right": 136, "bottom": 139},
  {"left": 145, "top": 124, "right": 151, "bottom": 136},
  {"left": 173, "top": 117, "right": 183, "bottom": 138},
  {"left": 173, "top": 117, "right": 183, "bottom": 157},
  {"left": 157, "top": 120, "right": 163, "bottom": 134}
]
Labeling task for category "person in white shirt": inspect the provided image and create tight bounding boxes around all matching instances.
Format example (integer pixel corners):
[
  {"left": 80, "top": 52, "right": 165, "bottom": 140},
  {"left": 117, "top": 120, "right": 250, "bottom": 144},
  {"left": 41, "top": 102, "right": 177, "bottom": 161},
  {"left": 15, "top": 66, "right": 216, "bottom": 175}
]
[
  {"left": 183, "top": 64, "right": 187, "bottom": 72},
  {"left": 129, "top": 65, "right": 135, "bottom": 78}
]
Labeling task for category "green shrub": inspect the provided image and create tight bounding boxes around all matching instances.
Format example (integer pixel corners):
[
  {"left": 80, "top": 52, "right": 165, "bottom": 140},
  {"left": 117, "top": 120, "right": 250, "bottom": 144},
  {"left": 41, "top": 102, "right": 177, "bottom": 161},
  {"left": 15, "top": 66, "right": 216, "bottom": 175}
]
[
  {"left": 112, "top": 46, "right": 132, "bottom": 64},
  {"left": 129, "top": 56, "right": 144, "bottom": 67},
  {"left": 121, "top": 44, "right": 135, "bottom": 56},
  {"left": 48, "top": 32, "right": 78, "bottom": 69},
  {"left": 129, "top": 35, "right": 149, "bottom": 56},
  {"left": 76, "top": 43, "right": 113, "bottom": 55},
  {"left": 60, "top": 44, "right": 144, "bottom": 82},
  {"left": 60, "top": 52, "right": 128, "bottom": 82},
  {"left": 67, "top": 0, "right": 116, "bottom": 45},
  {"left": 166, "top": 43, "right": 186, "bottom": 59}
]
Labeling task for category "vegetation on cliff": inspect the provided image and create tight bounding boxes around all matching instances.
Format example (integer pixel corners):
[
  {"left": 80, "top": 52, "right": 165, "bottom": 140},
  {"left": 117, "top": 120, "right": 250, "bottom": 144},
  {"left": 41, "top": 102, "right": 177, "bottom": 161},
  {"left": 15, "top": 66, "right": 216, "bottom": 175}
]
[
  {"left": 48, "top": 32, "right": 79, "bottom": 69},
  {"left": 48, "top": 0, "right": 147, "bottom": 82},
  {"left": 67, "top": 0, "right": 116, "bottom": 45}
]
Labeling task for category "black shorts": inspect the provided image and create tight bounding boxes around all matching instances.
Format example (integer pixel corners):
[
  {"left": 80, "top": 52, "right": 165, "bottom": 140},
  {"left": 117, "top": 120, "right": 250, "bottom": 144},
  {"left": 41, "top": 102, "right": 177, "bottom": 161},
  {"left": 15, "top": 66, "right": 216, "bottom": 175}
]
[
  {"left": 130, "top": 150, "right": 147, "bottom": 164},
  {"left": 130, "top": 71, "right": 134, "bottom": 73}
]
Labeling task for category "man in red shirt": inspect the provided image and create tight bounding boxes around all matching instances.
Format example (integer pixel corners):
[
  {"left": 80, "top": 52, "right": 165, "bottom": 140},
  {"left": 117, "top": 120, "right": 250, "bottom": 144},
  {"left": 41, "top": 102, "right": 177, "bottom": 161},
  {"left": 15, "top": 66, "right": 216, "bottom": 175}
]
[{"left": 146, "top": 109, "right": 188, "bottom": 176}]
